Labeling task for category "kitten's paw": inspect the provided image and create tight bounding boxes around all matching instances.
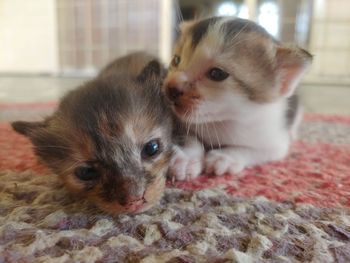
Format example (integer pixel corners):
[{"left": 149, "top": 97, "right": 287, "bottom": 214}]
[
  {"left": 205, "top": 150, "right": 244, "bottom": 176},
  {"left": 169, "top": 147, "right": 203, "bottom": 181}
]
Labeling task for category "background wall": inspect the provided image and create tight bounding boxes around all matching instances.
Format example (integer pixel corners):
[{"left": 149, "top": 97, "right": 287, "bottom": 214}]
[
  {"left": 0, "top": 0, "right": 58, "bottom": 73},
  {"left": 0, "top": 0, "right": 171, "bottom": 75},
  {"left": 177, "top": 0, "right": 350, "bottom": 85},
  {"left": 0, "top": 0, "right": 350, "bottom": 84},
  {"left": 56, "top": 0, "right": 165, "bottom": 75},
  {"left": 307, "top": 0, "right": 350, "bottom": 83}
]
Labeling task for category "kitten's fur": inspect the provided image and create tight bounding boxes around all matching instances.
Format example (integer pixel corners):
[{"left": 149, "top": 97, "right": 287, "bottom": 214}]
[
  {"left": 163, "top": 17, "right": 312, "bottom": 180},
  {"left": 12, "top": 52, "right": 173, "bottom": 214}
]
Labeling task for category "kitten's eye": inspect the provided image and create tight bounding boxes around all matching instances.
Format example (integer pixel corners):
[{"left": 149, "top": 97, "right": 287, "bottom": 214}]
[
  {"left": 207, "top": 67, "right": 229, "bottom": 81},
  {"left": 171, "top": 55, "right": 181, "bottom": 67},
  {"left": 141, "top": 139, "right": 161, "bottom": 159},
  {"left": 74, "top": 165, "right": 99, "bottom": 181}
]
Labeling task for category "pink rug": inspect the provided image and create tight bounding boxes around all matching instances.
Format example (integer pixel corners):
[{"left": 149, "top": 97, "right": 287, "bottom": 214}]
[
  {"left": 1, "top": 104, "right": 350, "bottom": 262},
  {"left": 1, "top": 112, "right": 350, "bottom": 208}
]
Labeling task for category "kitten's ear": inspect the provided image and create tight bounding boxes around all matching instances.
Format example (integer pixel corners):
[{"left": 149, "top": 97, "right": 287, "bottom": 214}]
[
  {"left": 137, "top": 60, "right": 166, "bottom": 82},
  {"left": 275, "top": 46, "right": 312, "bottom": 98},
  {"left": 179, "top": 20, "right": 196, "bottom": 32},
  {"left": 11, "top": 121, "right": 47, "bottom": 137},
  {"left": 12, "top": 119, "right": 69, "bottom": 165}
]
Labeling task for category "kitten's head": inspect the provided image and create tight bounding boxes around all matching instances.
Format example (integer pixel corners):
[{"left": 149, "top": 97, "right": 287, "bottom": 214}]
[
  {"left": 12, "top": 57, "right": 173, "bottom": 215},
  {"left": 163, "top": 17, "right": 312, "bottom": 123}
]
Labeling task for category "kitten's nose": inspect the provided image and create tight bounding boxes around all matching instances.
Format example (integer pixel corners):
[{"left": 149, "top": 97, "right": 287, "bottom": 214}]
[
  {"left": 119, "top": 194, "right": 144, "bottom": 206},
  {"left": 167, "top": 87, "right": 183, "bottom": 101}
]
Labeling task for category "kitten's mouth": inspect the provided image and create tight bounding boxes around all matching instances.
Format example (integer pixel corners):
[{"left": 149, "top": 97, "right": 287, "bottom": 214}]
[
  {"left": 172, "top": 100, "right": 198, "bottom": 117},
  {"left": 123, "top": 198, "right": 148, "bottom": 213},
  {"left": 103, "top": 198, "right": 148, "bottom": 214},
  {"left": 96, "top": 175, "right": 165, "bottom": 215}
]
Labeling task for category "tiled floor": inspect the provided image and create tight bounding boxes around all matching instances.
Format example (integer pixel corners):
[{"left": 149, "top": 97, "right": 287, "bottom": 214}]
[{"left": 0, "top": 76, "right": 349, "bottom": 121}]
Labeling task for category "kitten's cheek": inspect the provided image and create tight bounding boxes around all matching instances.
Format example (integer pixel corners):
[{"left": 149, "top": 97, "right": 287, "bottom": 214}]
[
  {"left": 144, "top": 175, "right": 166, "bottom": 204},
  {"left": 62, "top": 174, "right": 87, "bottom": 194}
]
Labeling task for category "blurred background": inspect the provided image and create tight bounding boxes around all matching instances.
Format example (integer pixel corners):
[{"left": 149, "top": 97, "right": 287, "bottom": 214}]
[{"left": 0, "top": 0, "right": 349, "bottom": 120}]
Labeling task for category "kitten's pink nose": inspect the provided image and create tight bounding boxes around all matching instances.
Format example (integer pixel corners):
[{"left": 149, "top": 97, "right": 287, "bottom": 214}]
[
  {"left": 124, "top": 197, "right": 145, "bottom": 212},
  {"left": 165, "top": 71, "right": 189, "bottom": 102},
  {"left": 167, "top": 87, "right": 183, "bottom": 101},
  {"left": 165, "top": 72, "right": 188, "bottom": 102}
]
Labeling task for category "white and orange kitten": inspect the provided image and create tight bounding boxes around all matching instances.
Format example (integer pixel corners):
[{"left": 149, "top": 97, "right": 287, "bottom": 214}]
[{"left": 163, "top": 17, "right": 312, "bottom": 181}]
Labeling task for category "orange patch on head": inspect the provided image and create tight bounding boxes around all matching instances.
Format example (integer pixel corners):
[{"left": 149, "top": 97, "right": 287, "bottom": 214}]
[{"left": 97, "top": 112, "right": 119, "bottom": 138}]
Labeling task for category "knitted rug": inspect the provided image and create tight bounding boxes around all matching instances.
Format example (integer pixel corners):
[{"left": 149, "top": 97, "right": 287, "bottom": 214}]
[{"left": 1, "top": 110, "right": 350, "bottom": 262}]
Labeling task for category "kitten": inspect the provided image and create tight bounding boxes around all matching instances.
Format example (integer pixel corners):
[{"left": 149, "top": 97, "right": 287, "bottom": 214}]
[
  {"left": 163, "top": 17, "right": 312, "bottom": 181},
  {"left": 12, "top": 52, "right": 174, "bottom": 214}
]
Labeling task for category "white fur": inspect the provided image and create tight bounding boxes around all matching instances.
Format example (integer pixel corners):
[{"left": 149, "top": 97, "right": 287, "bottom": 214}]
[
  {"left": 166, "top": 71, "right": 302, "bottom": 180},
  {"left": 173, "top": 97, "right": 292, "bottom": 179},
  {"left": 166, "top": 17, "right": 310, "bottom": 180},
  {"left": 166, "top": 69, "right": 297, "bottom": 180},
  {"left": 169, "top": 136, "right": 204, "bottom": 181}
]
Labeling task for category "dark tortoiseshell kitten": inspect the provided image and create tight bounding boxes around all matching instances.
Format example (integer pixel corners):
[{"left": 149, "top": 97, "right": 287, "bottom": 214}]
[{"left": 12, "top": 52, "right": 173, "bottom": 214}]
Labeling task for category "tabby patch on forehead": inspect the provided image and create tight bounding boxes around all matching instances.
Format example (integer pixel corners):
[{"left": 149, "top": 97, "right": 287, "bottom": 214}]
[
  {"left": 190, "top": 17, "right": 277, "bottom": 51},
  {"left": 221, "top": 18, "right": 274, "bottom": 42},
  {"left": 191, "top": 17, "right": 221, "bottom": 49}
]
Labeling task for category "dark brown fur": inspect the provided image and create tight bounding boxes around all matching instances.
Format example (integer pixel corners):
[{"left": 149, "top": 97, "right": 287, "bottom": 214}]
[{"left": 12, "top": 52, "right": 173, "bottom": 215}]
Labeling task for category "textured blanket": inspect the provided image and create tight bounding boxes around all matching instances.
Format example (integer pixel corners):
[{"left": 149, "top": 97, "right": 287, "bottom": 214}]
[{"left": 1, "top": 113, "right": 350, "bottom": 262}]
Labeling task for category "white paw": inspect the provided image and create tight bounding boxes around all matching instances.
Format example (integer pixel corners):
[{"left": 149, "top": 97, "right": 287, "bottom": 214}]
[
  {"left": 169, "top": 147, "right": 203, "bottom": 181},
  {"left": 205, "top": 150, "right": 244, "bottom": 176}
]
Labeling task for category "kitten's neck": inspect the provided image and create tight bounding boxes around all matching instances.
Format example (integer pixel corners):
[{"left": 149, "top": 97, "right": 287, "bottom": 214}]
[
  {"left": 191, "top": 99, "right": 289, "bottom": 149},
  {"left": 215, "top": 98, "right": 288, "bottom": 127}
]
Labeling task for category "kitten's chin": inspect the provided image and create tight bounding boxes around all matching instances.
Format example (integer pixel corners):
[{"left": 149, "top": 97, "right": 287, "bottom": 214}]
[
  {"left": 180, "top": 111, "right": 221, "bottom": 124},
  {"left": 173, "top": 101, "right": 231, "bottom": 124},
  {"left": 95, "top": 203, "right": 138, "bottom": 215},
  {"left": 114, "top": 200, "right": 153, "bottom": 214},
  {"left": 95, "top": 198, "right": 157, "bottom": 215},
  {"left": 95, "top": 175, "right": 166, "bottom": 215}
]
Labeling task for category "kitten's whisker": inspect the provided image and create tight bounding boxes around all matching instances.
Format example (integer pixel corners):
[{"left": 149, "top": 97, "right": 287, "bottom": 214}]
[
  {"left": 186, "top": 118, "right": 191, "bottom": 137},
  {"left": 195, "top": 112, "right": 202, "bottom": 149},
  {"left": 204, "top": 119, "right": 213, "bottom": 151},
  {"left": 195, "top": 110, "right": 199, "bottom": 141},
  {"left": 230, "top": 33, "right": 263, "bottom": 50},
  {"left": 172, "top": 0, "right": 183, "bottom": 34},
  {"left": 188, "top": 109, "right": 195, "bottom": 137},
  {"left": 174, "top": 0, "right": 184, "bottom": 23},
  {"left": 59, "top": 161, "right": 82, "bottom": 175},
  {"left": 183, "top": 108, "right": 192, "bottom": 137},
  {"left": 199, "top": 113, "right": 203, "bottom": 145},
  {"left": 212, "top": 122, "right": 221, "bottom": 149},
  {"left": 227, "top": 21, "right": 250, "bottom": 46}
]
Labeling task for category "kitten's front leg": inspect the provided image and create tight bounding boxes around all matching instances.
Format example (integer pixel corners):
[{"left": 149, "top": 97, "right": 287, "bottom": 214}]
[
  {"left": 205, "top": 148, "right": 246, "bottom": 176},
  {"left": 169, "top": 136, "right": 204, "bottom": 181},
  {"left": 205, "top": 144, "right": 289, "bottom": 176}
]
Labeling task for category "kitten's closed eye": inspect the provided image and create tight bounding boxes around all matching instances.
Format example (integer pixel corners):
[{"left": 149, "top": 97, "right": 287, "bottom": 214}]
[
  {"left": 207, "top": 67, "right": 229, "bottom": 81},
  {"left": 74, "top": 164, "right": 100, "bottom": 181}
]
